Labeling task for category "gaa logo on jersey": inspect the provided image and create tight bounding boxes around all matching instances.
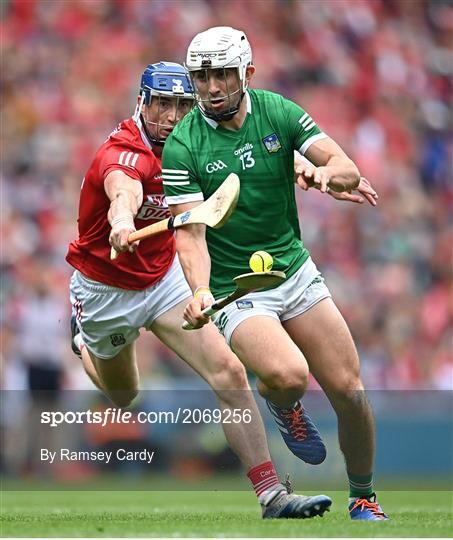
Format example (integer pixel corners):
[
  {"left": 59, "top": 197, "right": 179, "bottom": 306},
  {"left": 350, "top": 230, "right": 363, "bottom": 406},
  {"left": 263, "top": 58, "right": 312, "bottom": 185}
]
[
  {"left": 262, "top": 133, "right": 282, "bottom": 153},
  {"left": 206, "top": 160, "right": 227, "bottom": 173}
]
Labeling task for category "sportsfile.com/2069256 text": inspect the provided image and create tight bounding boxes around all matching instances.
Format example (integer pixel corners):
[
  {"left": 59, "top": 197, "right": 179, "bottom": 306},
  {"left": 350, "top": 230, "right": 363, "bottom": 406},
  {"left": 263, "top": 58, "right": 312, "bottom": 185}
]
[{"left": 40, "top": 408, "right": 253, "bottom": 427}]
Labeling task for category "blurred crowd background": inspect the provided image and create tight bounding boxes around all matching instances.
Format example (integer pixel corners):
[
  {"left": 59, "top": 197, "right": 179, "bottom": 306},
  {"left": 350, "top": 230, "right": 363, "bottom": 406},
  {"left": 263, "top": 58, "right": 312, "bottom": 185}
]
[{"left": 1, "top": 0, "right": 452, "bottom": 397}]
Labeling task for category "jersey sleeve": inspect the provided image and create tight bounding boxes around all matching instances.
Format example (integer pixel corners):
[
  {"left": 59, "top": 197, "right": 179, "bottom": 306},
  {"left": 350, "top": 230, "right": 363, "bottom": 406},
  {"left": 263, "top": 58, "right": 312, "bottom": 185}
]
[
  {"left": 282, "top": 97, "right": 328, "bottom": 155},
  {"left": 100, "top": 143, "right": 149, "bottom": 183},
  {"left": 161, "top": 133, "right": 204, "bottom": 205}
]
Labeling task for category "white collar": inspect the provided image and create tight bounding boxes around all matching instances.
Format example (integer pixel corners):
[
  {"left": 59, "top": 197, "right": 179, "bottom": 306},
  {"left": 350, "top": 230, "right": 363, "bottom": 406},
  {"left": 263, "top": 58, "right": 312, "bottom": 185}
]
[{"left": 201, "top": 90, "right": 251, "bottom": 130}]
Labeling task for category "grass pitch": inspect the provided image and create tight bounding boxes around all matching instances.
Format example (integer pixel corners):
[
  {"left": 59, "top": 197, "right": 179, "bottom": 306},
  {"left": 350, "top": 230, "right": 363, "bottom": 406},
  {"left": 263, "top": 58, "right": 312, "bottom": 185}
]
[{"left": 1, "top": 489, "right": 452, "bottom": 537}]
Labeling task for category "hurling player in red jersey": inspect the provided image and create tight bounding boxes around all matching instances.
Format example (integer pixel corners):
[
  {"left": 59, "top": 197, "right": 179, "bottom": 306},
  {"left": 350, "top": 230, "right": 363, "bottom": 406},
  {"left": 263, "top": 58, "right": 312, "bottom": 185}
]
[{"left": 67, "top": 62, "right": 334, "bottom": 519}]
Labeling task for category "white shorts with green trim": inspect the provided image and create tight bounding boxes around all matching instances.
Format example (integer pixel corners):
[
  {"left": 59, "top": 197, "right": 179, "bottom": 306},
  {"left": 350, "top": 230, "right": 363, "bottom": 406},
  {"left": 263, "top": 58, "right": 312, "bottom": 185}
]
[
  {"left": 69, "top": 255, "right": 192, "bottom": 359},
  {"left": 211, "top": 257, "right": 331, "bottom": 346}
]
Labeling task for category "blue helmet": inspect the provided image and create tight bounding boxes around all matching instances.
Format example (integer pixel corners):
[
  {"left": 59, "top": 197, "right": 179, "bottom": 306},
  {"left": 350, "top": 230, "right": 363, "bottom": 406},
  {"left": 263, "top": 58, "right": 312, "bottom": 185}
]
[
  {"left": 134, "top": 62, "right": 194, "bottom": 145},
  {"left": 139, "top": 62, "right": 193, "bottom": 104}
]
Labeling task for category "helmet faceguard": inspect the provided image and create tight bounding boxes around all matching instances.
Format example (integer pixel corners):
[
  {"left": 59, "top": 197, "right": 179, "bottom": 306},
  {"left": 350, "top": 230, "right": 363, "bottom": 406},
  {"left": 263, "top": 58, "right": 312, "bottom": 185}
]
[
  {"left": 134, "top": 62, "right": 194, "bottom": 145},
  {"left": 185, "top": 27, "right": 252, "bottom": 122}
]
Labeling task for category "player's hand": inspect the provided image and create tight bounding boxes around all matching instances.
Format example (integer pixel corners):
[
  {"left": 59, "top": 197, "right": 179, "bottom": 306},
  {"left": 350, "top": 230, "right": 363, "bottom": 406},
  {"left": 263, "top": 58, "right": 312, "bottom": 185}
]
[
  {"left": 312, "top": 166, "right": 331, "bottom": 193},
  {"left": 294, "top": 161, "right": 331, "bottom": 193},
  {"left": 356, "top": 176, "right": 378, "bottom": 205},
  {"left": 183, "top": 289, "right": 215, "bottom": 330},
  {"left": 109, "top": 227, "right": 139, "bottom": 254},
  {"left": 327, "top": 176, "right": 378, "bottom": 206},
  {"left": 294, "top": 159, "right": 316, "bottom": 190}
]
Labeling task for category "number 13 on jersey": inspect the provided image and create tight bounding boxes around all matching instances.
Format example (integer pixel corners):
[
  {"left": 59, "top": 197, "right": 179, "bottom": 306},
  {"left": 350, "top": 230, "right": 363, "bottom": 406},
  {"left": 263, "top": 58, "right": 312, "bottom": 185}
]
[{"left": 238, "top": 150, "right": 255, "bottom": 170}]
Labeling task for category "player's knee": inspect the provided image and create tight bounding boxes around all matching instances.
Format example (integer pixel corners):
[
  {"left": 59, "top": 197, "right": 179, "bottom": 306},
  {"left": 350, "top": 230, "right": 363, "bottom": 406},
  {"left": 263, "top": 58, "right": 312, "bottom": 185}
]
[
  {"left": 327, "top": 376, "right": 366, "bottom": 408},
  {"left": 208, "top": 356, "right": 249, "bottom": 390},
  {"left": 262, "top": 365, "right": 309, "bottom": 395}
]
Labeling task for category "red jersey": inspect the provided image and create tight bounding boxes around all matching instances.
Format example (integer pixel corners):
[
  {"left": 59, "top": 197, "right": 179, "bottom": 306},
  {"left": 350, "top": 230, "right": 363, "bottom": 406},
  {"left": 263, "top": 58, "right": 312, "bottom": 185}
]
[{"left": 66, "top": 118, "right": 175, "bottom": 290}]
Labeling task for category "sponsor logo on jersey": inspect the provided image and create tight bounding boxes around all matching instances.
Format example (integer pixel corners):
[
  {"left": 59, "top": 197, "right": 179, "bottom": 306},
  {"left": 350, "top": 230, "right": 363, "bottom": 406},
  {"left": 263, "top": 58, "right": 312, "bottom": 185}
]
[
  {"left": 136, "top": 193, "right": 170, "bottom": 221},
  {"left": 110, "top": 334, "right": 126, "bottom": 347},
  {"left": 262, "top": 133, "right": 282, "bottom": 153},
  {"left": 234, "top": 143, "right": 254, "bottom": 156},
  {"left": 206, "top": 160, "right": 227, "bottom": 173},
  {"left": 236, "top": 299, "right": 254, "bottom": 310}
]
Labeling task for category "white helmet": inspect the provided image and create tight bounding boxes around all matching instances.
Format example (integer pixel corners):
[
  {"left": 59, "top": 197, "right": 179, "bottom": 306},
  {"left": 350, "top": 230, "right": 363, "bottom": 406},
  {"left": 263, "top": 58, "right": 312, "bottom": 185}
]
[{"left": 185, "top": 26, "right": 253, "bottom": 121}]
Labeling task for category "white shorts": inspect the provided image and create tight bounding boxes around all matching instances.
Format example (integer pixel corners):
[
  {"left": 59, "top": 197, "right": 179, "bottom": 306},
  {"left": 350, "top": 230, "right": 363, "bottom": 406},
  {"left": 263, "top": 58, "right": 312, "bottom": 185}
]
[
  {"left": 69, "top": 256, "right": 192, "bottom": 359},
  {"left": 211, "top": 257, "right": 331, "bottom": 346}
]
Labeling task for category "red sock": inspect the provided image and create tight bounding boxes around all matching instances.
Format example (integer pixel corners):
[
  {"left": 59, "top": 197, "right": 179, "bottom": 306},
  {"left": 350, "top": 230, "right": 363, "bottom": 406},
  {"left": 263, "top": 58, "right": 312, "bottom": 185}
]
[{"left": 247, "top": 460, "right": 280, "bottom": 497}]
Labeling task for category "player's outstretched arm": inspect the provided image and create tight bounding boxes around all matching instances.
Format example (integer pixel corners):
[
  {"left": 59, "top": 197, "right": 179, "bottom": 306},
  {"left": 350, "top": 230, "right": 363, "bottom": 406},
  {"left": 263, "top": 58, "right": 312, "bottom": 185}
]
[
  {"left": 328, "top": 176, "right": 378, "bottom": 206},
  {"left": 105, "top": 170, "right": 143, "bottom": 254},
  {"left": 169, "top": 201, "right": 214, "bottom": 329},
  {"left": 304, "top": 137, "right": 360, "bottom": 193},
  {"left": 294, "top": 152, "right": 378, "bottom": 206}
]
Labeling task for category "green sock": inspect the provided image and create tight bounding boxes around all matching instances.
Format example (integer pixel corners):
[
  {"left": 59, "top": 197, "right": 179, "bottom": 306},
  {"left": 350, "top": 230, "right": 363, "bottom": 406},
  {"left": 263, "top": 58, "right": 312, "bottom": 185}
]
[{"left": 347, "top": 471, "right": 374, "bottom": 498}]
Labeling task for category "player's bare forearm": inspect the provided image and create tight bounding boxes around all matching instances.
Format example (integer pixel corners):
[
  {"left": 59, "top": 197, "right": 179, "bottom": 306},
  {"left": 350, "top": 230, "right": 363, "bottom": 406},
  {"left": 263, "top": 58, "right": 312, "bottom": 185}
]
[
  {"left": 174, "top": 225, "right": 212, "bottom": 294},
  {"left": 105, "top": 170, "right": 143, "bottom": 219},
  {"left": 169, "top": 201, "right": 214, "bottom": 328},
  {"left": 104, "top": 170, "right": 143, "bottom": 252},
  {"left": 327, "top": 177, "right": 378, "bottom": 206},
  {"left": 176, "top": 226, "right": 214, "bottom": 329},
  {"left": 319, "top": 155, "right": 360, "bottom": 192},
  {"left": 294, "top": 151, "right": 375, "bottom": 205},
  {"left": 304, "top": 137, "right": 360, "bottom": 192}
]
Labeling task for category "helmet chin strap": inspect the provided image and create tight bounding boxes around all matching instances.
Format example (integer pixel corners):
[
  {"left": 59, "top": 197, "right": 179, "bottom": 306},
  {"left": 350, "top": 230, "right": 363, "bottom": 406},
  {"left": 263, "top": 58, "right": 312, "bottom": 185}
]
[
  {"left": 140, "top": 114, "right": 166, "bottom": 146},
  {"left": 136, "top": 94, "right": 169, "bottom": 146},
  {"left": 133, "top": 93, "right": 146, "bottom": 123},
  {"left": 193, "top": 65, "right": 249, "bottom": 122},
  {"left": 200, "top": 90, "right": 245, "bottom": 122}
]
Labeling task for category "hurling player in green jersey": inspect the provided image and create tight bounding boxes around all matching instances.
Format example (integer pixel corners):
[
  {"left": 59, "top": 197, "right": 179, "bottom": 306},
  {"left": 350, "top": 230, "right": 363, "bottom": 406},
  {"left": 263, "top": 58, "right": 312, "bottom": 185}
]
[{"left": 162, "top": 27, "right": 387, "bottom": 520}]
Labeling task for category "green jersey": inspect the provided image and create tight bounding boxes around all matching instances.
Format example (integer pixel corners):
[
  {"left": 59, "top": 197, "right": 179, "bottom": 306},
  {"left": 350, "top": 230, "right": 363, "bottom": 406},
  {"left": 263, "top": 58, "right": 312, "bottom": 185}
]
[{"left": 162, "top": 89, "right": 327, "bottom": 298}]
